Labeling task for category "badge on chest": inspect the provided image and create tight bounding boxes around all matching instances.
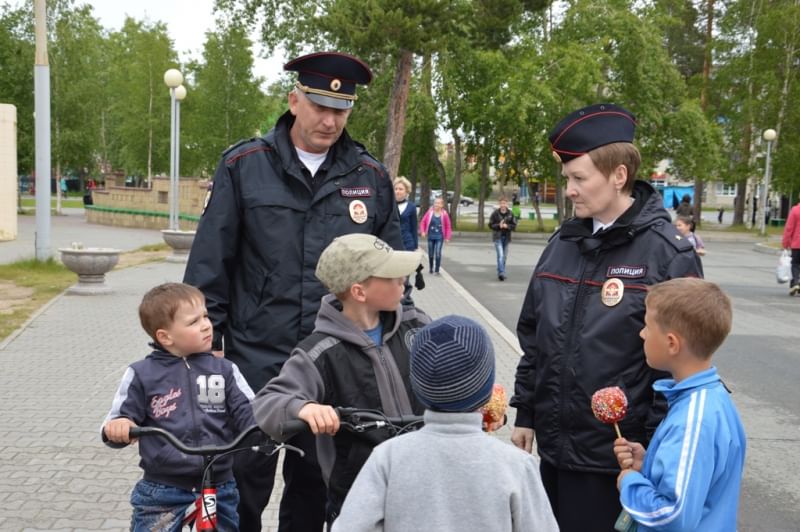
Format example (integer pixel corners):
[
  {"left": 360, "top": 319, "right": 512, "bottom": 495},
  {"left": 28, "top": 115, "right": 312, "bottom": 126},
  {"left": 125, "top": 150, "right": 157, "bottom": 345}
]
[{"left": 601, "top": 278, "right": 624, "bottom": 307}]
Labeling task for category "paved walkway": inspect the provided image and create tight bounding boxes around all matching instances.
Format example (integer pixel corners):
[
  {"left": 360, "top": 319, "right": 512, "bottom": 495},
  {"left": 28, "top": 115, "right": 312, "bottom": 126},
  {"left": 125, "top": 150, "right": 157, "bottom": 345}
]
[{"left": 0, "top": 251, "right": 522, "bottom": 531}]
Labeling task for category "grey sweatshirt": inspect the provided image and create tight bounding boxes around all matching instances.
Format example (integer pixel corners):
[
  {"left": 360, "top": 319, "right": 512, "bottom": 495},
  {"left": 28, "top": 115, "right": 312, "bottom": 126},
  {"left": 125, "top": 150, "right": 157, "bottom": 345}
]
[{"left": 331, "top": 410, "right": 559, "bottom": 532}]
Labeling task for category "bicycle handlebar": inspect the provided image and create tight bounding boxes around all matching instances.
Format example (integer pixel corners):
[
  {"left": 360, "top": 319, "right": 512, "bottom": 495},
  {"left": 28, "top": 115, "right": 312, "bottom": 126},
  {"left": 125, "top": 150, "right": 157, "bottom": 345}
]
[
  {"left": 279, "top": 407, "right": 424, "bottom": 438},
  {"left": 129, "top": 424, "right": 265, "bottom": 456}
]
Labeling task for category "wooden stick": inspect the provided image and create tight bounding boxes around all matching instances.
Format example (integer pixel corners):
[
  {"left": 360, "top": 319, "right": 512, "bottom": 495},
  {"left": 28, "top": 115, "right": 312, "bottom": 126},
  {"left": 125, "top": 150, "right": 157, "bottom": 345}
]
[{"left": 614, "top": 422, "right": 622, "bottom": 439}]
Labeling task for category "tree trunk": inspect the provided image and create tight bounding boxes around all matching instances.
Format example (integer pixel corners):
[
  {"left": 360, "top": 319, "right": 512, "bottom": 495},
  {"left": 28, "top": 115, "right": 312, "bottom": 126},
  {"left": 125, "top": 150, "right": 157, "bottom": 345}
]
[
  {"left": 382, "top": 50, "right": 413, "bottom": 179},
  {"left": 695, "top": 0, "right": 715, "bottom": 228},
  {"left": 478, "top": 154, "right": 488, "bottom": 229},
  {"left": 451, "top": 133, "right": 463, "bottom": 230}
]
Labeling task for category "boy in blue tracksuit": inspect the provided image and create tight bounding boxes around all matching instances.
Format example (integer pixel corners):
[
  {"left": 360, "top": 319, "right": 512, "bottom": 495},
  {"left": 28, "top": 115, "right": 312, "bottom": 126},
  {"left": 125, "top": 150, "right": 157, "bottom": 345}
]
[
  {"left": 613, "top": 278, "right": 746, "bottom": 531},
  {"left": 102, "top": 283, "right": 255, "bottom": 531}
]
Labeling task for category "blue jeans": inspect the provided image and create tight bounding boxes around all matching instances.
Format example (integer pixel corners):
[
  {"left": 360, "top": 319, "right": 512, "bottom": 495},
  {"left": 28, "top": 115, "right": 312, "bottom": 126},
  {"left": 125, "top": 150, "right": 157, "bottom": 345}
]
[
  {"left": 427, "top": 238, "right": 443, "bottom": 272},
  {"left": 494, "top": 235, "right": 509, "bottom": 275},
  {"left": 130, "top": 479, "right": 239, "bottom": 532}
]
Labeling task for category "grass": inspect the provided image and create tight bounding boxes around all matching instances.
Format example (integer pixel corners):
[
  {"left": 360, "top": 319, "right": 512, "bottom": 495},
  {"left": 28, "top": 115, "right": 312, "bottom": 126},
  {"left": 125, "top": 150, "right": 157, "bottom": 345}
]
[
  {"left": 0, "top": 243, "right": 171, "bottom": 343},
  {"left": 19, "top": 198, "right": 85, "bottom": 209},
  {"left": 0, "top": 259, "right": 75, "bottom": 342},
  {"left": 456, "top": 216, "right": 560, "bottom": 233}
]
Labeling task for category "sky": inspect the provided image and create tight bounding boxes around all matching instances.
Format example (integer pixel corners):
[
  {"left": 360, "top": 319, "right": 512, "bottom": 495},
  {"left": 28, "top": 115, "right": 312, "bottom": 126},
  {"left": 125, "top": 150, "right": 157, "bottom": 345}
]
[{"left": 16, "top": 0, "right": 285, "bottom": 86}]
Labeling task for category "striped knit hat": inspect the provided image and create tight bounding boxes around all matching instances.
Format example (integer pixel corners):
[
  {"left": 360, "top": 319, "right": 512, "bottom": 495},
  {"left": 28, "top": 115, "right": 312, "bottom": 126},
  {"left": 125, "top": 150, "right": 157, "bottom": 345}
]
[{"left": 410, "top": 315, "right": 495, "bottom": 412}]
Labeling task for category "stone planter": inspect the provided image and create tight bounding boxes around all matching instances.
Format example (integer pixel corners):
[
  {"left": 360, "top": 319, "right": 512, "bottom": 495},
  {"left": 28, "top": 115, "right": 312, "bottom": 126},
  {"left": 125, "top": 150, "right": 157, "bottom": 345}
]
[
  {"left": 59, "top": 245, "right": 121, "bottom": 295},
  {"left": 161, "top": 229, "right": 196, "bottom": 263}
]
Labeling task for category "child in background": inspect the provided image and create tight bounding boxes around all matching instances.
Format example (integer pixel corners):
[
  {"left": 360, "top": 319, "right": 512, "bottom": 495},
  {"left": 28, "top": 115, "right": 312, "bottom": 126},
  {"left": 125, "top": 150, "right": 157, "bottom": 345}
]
[
  {"left": 419, "top": 196, "right": 452, "bottom": 274},
  {"left": 674, "top": 214, "right": 705, "bottom": 256},
  {"left": 332, "top": 315, "right": 558, "bottom": 532},
  {"left": 614, "top": 278, "right": 746, "bottom": 531},
  {"left": 102, "top": 283, "right": 255, "bottom": 531}
]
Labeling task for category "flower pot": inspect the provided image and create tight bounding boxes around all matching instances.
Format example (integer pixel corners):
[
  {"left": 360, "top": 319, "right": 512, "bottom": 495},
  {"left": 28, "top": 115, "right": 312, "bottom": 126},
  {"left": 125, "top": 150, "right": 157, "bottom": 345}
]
[
  {"left": 161, "top": 229, "right": 196, "bottom": 263},
  {"left": 59, "top": 246, "right": 121, "bottom": 295}
]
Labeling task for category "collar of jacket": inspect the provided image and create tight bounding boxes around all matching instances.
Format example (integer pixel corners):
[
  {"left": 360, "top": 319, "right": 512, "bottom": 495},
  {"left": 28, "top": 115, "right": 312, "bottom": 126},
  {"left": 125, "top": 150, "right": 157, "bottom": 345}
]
[
  {"left": 652, "top": 366, "right": 721, "bottom": 405},
  {"left": 266, "top": 111, "right": 363, "bottom": 186},
  {"left": 421, "top": 411, "right": 484, "bottom": 434},
  {"left": 313, "top": 293, "right": 402, "bottom": 348},
  {"left": 145, "top": 344, "right": 211, "bottom": 362},
  {"left": 558, "top": 180, "right": 669, "bottom": 252}
]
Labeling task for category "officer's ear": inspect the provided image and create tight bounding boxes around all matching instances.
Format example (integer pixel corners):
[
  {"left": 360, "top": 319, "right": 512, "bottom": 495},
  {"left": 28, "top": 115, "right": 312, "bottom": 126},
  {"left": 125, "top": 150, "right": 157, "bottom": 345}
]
[{"left": 288, "top": 89, "right": 300, "bottom": 116}]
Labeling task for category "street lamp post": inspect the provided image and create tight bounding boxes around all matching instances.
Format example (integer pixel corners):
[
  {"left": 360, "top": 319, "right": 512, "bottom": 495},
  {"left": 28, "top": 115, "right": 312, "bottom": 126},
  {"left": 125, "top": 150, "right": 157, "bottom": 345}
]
[
  {"left": 164, "top": 68, "right": 184, "bottom": 231},
  {"left": 760, "top": 128, "right": 777, "bottom": 236}
]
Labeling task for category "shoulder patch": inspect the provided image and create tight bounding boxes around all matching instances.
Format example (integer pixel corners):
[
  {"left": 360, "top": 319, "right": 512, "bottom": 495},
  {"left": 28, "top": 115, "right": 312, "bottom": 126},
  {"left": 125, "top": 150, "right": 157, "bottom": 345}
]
[{"left": 650, "top": 222, "right": 695, "bottom": 251}]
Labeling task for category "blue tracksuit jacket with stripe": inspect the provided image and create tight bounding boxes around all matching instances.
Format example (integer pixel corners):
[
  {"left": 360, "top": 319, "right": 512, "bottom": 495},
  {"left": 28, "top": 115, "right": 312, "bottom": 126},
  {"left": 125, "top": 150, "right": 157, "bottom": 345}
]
[{"left": 619, "top": 367, "right": 746, "bottom": 531}]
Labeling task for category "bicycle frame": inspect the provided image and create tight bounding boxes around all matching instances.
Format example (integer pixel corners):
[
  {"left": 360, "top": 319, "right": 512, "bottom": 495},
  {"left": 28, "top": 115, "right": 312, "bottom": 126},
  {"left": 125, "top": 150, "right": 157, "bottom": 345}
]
[{"left": 129, "top": 424, "right": 303, "bottom": 531}]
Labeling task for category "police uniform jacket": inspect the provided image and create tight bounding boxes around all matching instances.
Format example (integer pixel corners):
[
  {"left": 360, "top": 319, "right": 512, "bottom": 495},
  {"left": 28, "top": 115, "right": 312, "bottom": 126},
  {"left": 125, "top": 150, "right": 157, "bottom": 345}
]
[
  {"left": 511, "top": 180, "right": 703, "bottom": 474},
  {"left": 184, "top": 112, "right": 402, "bottom": 392}
]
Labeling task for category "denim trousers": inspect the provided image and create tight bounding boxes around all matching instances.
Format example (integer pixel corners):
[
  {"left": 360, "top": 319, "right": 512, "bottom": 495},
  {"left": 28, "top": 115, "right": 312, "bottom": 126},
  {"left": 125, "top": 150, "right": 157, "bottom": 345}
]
[
  {"left": 427, "top": 238, "right": 443, "bottom": 272},
  {"left": 130, "top": 479, "right": 239, "bottom": 532},
  {"left": 494, "top": 235, "right": 509, "bottom": 274}
]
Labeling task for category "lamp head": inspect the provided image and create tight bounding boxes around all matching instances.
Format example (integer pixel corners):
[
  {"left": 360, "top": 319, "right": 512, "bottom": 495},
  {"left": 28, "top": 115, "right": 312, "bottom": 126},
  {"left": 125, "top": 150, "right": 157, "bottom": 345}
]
[
  {"left": 164, "top": 69, "right": 183, "bottom": 88},
  {"left": 763, "top": 128, "right": 777, "bottom": 142},
  {"left": 174, "top": 85, "right": 187, "bottom": 101}
]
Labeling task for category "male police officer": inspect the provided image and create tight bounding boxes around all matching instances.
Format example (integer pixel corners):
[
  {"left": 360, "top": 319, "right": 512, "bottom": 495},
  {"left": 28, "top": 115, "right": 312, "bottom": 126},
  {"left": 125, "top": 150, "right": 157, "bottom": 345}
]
[{"left": 184, "top": 52, "right": 403, "bottom": 531}]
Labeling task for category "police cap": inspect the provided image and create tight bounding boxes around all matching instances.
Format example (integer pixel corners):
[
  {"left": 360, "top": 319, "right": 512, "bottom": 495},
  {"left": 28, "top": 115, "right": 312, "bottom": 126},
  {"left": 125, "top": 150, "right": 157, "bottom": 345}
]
[
  {"left": 548, "top": 104, "right": 637, "bottom": 163},
  {"left": 285, "top": 51, "right": 373, "bottom": 110}
]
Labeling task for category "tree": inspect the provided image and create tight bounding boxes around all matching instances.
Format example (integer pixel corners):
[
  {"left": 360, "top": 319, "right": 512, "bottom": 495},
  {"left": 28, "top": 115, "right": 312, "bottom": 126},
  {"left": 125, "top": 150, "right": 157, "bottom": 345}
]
[
  {"left": 182, "top": 21, "right": 265, "bottom": 176},
  {"left": 0, "top": 4, "right": 35, "bottom": 175},
  {"left": 48, "top": 1, "right": 105, "bottom": 186},
  {"left": 105, "top": 18, "right": 177, "bottom": 180}
]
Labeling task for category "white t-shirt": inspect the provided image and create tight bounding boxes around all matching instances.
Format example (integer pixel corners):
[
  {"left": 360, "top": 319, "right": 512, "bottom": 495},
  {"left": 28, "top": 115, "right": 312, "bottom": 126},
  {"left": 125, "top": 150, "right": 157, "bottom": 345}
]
[
  {"left": 295, "top": 146, "right": 328, "bottom": 177},
  {"left": 397, "top": 201, "right": 409, "bottom": 215}
]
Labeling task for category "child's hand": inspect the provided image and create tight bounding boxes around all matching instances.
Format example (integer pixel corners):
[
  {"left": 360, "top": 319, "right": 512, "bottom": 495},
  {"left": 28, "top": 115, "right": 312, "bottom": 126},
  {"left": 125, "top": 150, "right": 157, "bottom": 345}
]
[
  {"left": 298, "top": 403, "right": 340, "bottom": 436},
  {"left": 104, "top": 417, "right": 137, "bottom": 444},
  {"left": 614, "top": 437, "right": 645, "bottom": 471}
]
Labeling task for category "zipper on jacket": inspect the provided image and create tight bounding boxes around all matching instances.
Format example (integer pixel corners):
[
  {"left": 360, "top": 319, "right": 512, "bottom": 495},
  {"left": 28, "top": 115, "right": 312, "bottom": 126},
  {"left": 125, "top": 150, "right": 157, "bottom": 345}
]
[
  {"left": 557, "top": 253, "right": 593, "bottom": 463},
  {"left": 377, "top": 345, "right": 404, "bottom": 414},
  {"left": 183, "top": 358, "right": 205, "bottom": 482}
]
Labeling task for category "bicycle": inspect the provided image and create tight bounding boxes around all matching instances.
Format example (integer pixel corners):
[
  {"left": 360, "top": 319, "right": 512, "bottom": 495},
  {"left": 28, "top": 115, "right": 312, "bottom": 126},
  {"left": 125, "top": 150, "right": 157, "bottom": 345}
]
[
  {"left": 127, "top": 424, "right": 303, "bottom": 532},
  {"left": 278, "top": 406, "right": 425, "bottom": 439}
]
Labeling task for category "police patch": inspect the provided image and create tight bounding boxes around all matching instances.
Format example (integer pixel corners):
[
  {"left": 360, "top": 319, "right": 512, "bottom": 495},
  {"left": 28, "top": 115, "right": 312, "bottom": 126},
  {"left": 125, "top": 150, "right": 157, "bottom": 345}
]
[
  {"left": 606, "top": 265, "right": 647, "bottom": 279},
  {"left": 340, "top": 187, "right": 372, "bottom": 198}
]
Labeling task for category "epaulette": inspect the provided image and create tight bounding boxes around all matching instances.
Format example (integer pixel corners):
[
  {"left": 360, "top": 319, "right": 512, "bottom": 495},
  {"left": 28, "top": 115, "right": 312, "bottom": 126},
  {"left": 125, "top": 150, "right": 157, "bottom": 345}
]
[
  {"left": 222, "top": 137, "right": 260, "bottom": 158},
  {"left": 649, "top": 220, "right": 695, "bottom": 252},
  {"left": 223, "top": 137, "right": 273, "bottom": 165}
]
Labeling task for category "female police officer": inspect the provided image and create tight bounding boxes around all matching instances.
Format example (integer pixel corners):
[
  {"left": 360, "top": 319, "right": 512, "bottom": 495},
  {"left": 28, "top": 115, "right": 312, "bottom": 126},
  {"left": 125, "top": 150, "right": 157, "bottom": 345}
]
[{"left": 510, "top": 104, "right": 703, "bottom": 531}]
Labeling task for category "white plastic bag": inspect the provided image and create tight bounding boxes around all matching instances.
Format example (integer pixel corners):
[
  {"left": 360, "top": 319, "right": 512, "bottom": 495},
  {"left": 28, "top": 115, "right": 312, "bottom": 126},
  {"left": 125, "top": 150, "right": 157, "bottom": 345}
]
[{"left": 776, "top": 250, "right": 791, "bottom": 284}]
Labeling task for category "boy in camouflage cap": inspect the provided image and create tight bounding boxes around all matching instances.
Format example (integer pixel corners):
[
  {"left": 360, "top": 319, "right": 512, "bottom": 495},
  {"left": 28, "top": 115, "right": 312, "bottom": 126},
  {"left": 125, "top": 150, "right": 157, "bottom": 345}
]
[{"left": 251, "top": 233, "right": 430, "bottom": 525}]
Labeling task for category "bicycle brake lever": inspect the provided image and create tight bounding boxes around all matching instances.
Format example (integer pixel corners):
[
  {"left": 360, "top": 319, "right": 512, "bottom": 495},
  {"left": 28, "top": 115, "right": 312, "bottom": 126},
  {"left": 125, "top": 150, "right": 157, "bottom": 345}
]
[{"left": 252, "top": 442, "right": 306, "bottom": 458}]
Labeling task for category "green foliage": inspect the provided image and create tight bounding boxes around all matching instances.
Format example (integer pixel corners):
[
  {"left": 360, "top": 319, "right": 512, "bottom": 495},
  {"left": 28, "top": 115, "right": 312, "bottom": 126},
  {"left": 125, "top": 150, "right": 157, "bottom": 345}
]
[
  {"left": 182, "top": 21, "right": 265, "bottom": 176},
  {"left": 0, "top": 4, "right": 34, "bottom": 173}
]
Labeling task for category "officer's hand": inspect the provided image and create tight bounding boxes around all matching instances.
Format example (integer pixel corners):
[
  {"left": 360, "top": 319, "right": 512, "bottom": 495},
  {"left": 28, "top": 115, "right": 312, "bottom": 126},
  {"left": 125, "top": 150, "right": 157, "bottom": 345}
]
[
  {"left": 298, "top": 403, "right": 340, "bottom": 436},
  {"left": 511, "top": 426, "right": 535, "bottom": 453}
]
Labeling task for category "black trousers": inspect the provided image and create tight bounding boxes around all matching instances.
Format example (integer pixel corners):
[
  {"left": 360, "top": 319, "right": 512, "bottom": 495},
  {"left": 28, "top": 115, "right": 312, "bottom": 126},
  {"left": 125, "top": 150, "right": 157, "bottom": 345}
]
[
  {"left": 235, "top": 431, "right": 326, "bottom": 532},
  {"left": 540, "top": 460, "right": 621, "bottom": 532},
  {"left": 791, "top": 249, "right": 800, "bottom": 286}
]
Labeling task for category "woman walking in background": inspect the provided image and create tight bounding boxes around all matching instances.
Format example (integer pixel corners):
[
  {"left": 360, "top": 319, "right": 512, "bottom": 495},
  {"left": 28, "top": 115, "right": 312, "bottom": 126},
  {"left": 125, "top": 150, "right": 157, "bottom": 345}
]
[
  {"left": 419, "top": 196, "right": 452, "bottom": 275},
  {"left": 394, "top": 177, "right": 418, "bottom": 252}
]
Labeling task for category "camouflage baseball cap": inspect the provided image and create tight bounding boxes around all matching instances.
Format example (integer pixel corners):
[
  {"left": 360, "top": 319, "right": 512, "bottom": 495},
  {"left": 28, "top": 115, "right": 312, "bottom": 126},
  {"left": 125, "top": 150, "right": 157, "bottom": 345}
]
[{"left": 316, "top": 234, "right": 423, "bottom": 294}]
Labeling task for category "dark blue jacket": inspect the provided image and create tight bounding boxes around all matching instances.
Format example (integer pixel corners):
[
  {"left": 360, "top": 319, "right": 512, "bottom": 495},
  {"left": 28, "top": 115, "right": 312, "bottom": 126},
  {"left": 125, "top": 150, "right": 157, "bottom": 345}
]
[
  {"left": 512, "top": 181, "right": 704, "bottom": 473},
  {"left": 397, "top": 200, "right": 418, "bottom": 251},
  {"left": 102, "top": 349, "right": 255, "bottom": 491},
  {"left": 184, "top": 112, "right": 402, "bottom": 392}
]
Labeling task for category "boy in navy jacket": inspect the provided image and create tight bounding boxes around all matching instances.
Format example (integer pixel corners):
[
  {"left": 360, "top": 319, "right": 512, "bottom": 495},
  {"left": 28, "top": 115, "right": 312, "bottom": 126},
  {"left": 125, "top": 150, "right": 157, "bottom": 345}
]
[
  {"left": 613, "top": 278, "right": 746, "bottom": 531},
  {"left": 102, "top": 283, "right": 255, "bottom": 531}
]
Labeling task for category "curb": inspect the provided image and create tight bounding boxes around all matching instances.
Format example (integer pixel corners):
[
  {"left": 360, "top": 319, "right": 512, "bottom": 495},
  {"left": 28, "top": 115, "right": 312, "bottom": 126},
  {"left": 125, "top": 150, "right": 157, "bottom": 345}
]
[
  {"left": 0, "top": 289, "right": 66, "bottom": 351},
  {"left": 438, "top": 268, "right": 522, "bottom": 356},
  {"left": 753, "top": 243, "right": 784, "bottom": 256}
]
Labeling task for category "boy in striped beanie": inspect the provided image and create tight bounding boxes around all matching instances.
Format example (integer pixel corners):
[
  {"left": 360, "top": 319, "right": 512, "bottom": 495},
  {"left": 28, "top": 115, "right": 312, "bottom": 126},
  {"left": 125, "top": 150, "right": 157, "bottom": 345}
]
[{"left": 332, "top": 316, "right": 557, "bottom": 532}]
